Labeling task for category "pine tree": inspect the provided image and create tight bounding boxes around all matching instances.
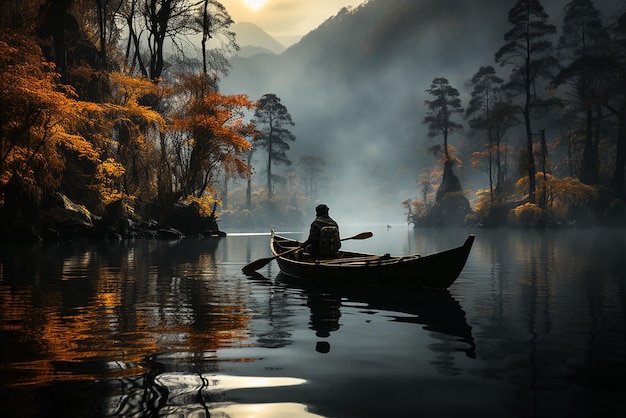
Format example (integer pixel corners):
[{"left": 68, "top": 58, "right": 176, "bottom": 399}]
[
  {"left": 495, "top": 0, "right": 558, "bottom": 204},
  {"left": 466, "top": 66, "right": 514, "bottom": 201},
  {"left": 253, "top": 94, "right": 296, "bottom": 200},
  {"left": 422, "top": 77, "right": 464, "bottom": 203},
  {"left": 556, "top": 0, "right": 610, "bottom": 185},
  {"left": 423, "top": 77, "right": 464, "bottom": 162}
]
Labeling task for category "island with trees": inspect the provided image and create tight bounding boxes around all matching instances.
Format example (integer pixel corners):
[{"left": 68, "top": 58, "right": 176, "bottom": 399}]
[{"left": 405, "top": 0, "right": 626, "bottom": 228}]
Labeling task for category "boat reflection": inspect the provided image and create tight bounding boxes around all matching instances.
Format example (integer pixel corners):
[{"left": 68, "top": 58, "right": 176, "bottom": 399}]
[{"left": 276, "top": 272, "right": 477, "bottom": 359}]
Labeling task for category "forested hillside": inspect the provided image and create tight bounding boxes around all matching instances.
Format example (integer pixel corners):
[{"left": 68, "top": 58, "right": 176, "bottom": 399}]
[
  {"left": 1, "top": 0, "right": 626, "bottom": 238},
  {"left": 222, "top": 0, "right": 626, "bottom": 227},
  {"left": 0, "top": 0, "right": 254, "bottom": 239}
]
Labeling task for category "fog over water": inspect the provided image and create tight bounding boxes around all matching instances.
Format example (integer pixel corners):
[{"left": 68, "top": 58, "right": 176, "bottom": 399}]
[{"left": 219, "top": 0, "right": 624, "bottom": 225}]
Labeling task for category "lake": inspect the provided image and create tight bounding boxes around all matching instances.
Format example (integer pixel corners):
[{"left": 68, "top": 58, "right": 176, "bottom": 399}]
[{"left": 1, "top": 225, "right": 625, "bottom": 418}]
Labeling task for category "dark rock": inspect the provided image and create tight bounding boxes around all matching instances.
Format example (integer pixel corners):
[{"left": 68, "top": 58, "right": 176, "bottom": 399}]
[
  {"left": 38, "top": 193, "right": 95, "bottom": 239},
  {"left": 157, "top": 228, "right": 183, "bottom": 240},
  {"left": 167, "top": 200, "right": 222, "bottom": 237}
]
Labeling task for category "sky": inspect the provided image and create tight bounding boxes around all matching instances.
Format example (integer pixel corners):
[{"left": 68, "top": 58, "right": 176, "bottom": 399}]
[{"left": 220, "top": 0, "right": 365, "bottom": 43}]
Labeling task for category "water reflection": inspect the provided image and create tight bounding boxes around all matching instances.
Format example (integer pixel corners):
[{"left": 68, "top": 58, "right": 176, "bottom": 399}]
[
  {"left": 462, "top": 229, "right": 626, "bottom": 417},
  {"left": 0, "top": 238, "right": 249, "bottom": 388},
  {"left": 276, "top": 272, "right": 476, "bottom": 362},
  {"left": 99, "top": 353, "right": 316, "bottom": 418},
  {"left": 3, "top": 229, "right": 625, "bottom": 418}
]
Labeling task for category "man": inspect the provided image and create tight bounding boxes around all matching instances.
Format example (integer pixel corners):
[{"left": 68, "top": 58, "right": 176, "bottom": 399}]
[{"left": 302, "top": 204, "right": 341, "bottom": 257}]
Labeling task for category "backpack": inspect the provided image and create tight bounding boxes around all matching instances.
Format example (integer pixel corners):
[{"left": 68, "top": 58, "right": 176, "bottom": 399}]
[{"left": 318, "top": 225, "right": 340, "bottom": 255}]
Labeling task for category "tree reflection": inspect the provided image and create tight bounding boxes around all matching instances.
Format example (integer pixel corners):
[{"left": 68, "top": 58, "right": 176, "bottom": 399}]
[
  {"left": 0, "top": 238, "right": 253, "bottom": 389},
  {"left": 469, "top": 229, "right": 626, "bottom": 417}
]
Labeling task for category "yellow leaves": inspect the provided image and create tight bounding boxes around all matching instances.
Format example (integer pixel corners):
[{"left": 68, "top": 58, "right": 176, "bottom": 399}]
[
  {"left": 1, "top": 28, "right": 256, "bottom": 215},
  {"left": 543, "top": 176, "right": 598, "bottom": 219},
  {"left": 185, "top": 196, "right": 220, "bottom": 217},
  {"left": 508, "top": 203, "right": 546, "bottom": 227},
  {"left": 107, "top": 73, "right": 165, "bottom": 131},
  {"left": 472, "top": 188, "right": 493, "bottom": 214},
  {"left": 95, "top": 158, "right": 126, "bottom": 205},
  {"left": 513, "top": 174, "right": 600, "bottom": 221},
  {"left": 99, "top": 158, "right": 126, "bottom": 178},
  {"left": 0, "top": 31, "right": 47, "bottom": 74},
  {"left": 109, "top": 72, "right": 160, "bottom": 106},
  {"left": 550, "top": 176, "right": 598, "bottom": 204},
  {"left": 58, "top": 132, "right": 100, "bottom": 161},
  {"left": 411, "top": 200, "right": 426, "bottom": 218},
  {"left": 169, "top": 82, "right": 255, "bottom": 194}
]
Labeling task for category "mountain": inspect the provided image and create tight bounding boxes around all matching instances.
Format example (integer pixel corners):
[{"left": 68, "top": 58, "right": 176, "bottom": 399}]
[
  {"left": 232, "top": 22, "right": 285, "bottom": 56},
  {"left": 220, "top": 0, "right": 623, "bottom": 222}
]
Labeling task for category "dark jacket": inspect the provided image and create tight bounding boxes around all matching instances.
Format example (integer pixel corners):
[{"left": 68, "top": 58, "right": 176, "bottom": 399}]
[{"left": 303, "top": 215, "right": 341, "bottom": 256}]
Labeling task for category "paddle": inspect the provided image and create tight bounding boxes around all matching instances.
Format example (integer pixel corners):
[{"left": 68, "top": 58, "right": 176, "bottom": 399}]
[{"left": 242, "top": 231, "right": 373, "bottom": 273}]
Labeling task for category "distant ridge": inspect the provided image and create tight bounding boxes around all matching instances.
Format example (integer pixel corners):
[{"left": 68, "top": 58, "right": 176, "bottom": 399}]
[
  {"left": 232, "top": 22, "right": 285, "bottom": 55},
  {"left": 222, "top": 0, "right": 623, "bottom": 221}
]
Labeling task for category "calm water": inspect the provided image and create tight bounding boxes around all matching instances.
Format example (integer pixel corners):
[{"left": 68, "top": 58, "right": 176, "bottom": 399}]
[{"left": 1, "top": 226, "right": 625, "bottom": 418}]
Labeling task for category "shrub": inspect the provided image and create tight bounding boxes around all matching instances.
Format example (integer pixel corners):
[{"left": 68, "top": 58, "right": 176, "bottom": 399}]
[{"left": 508, "top": 203, "right": 547, "bottom": 227}]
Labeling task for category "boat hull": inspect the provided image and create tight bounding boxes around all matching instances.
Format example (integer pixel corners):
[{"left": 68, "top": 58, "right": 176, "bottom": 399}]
[{"left": 271, "top": 232, "right": 475, "bottom": 289}]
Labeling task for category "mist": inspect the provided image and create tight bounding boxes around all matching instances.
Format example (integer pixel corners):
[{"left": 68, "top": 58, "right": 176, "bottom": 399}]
[{"left": 219, "top": 0, "right": 624, "bottom": 227}]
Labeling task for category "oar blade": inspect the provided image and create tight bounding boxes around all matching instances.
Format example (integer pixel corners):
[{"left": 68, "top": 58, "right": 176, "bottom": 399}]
[
  {"left": 348, "top": 231, "right": 373, "bottom": 240},
  {"left": 242, "top": 257, "right": 274, "bottom": 273},
  {"left": 242, "top": 247, "right": 300, "bottom": 273}
]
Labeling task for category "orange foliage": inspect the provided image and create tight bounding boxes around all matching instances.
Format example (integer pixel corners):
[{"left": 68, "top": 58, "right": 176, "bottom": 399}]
[
  {"left": 94, "top": 158, "right": 126, "bottom": 205},
  {"left": 169, "top": 74, "right": 255, "bottom": 198},
  {"left": 508, "top": 202, "right": 546, "bottom": 227},
  {"left": 0, "top": 30, "right": 100, "bottom": 194},
  {"left": 472, "top": 189, "right": 493, "bottom": 214},
  {"left": 542, "top": 175, "right": 598, "bottom": 219},
  {"left": 515, "top": 174, "right": 599, "bottom": 221},
  {"left": 109, "top": 72, "right": 163, "bottom": 107},
  {"left": 99, "top": 73, "right": 166, "bottom": 202},
  {"left": 429, "top": 144, "right": 463, "bottom": 168}
]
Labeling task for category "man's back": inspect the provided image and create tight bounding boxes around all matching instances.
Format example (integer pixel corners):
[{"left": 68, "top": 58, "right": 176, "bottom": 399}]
[{"left": 306, "top": 215, "right": 340, "bottom": 256}]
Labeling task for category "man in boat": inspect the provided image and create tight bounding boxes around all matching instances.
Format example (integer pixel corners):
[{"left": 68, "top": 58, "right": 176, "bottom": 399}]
[{"left": 302, "top": 204, "right": 341, "bottom": 257}]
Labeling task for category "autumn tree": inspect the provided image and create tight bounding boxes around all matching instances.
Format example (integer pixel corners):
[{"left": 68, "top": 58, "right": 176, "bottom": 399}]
[
  {"left": 0, "top": 27, "right": 114, "bottom": 226},
  {"left": 105, "top": 72, "right": 164, "bottom": 204},
  {"left": 252, "top": 94, "right": 296, "bottom": 200},
  {"left": 422, "top": 77, "right": 464, "bottom": 202},
  {"left": 169, "top": 73, "right": 254, "bottom": 206},
  {"left": 466, "top": 66, "right": 514, "bottom": 201},
  {"left": 554, "top": 0, "right": 611, "bottom": 185},
  {"left": 495, "top": 0, "right": 558, "bottom": 204}
]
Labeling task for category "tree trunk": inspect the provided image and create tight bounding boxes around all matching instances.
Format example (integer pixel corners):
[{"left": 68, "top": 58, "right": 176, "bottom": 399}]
[
  {"left": 436, "top": 160, "right": 462, "bottom": 202},
  {"left": 50, "top": 0, "right": 72, "bottom": 81},
  {"left": 267, "top": 133, "right": 273, "bottom": 199},
  {"left": 610, "top": 110, "right": 626, "bottom": 196},
  {"left": 579, "top": 106, "right": 599, "bottom": 184}
]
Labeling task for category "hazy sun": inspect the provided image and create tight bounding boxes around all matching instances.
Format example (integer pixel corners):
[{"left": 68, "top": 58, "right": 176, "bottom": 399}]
[{"left": 242, "top": 0, "right": 266, "bottom": 12}]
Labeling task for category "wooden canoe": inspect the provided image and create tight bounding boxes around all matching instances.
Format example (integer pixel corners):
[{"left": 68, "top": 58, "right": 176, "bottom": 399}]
[{"left": 270, "top": 230, "right": 475, "bottom": 288}]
